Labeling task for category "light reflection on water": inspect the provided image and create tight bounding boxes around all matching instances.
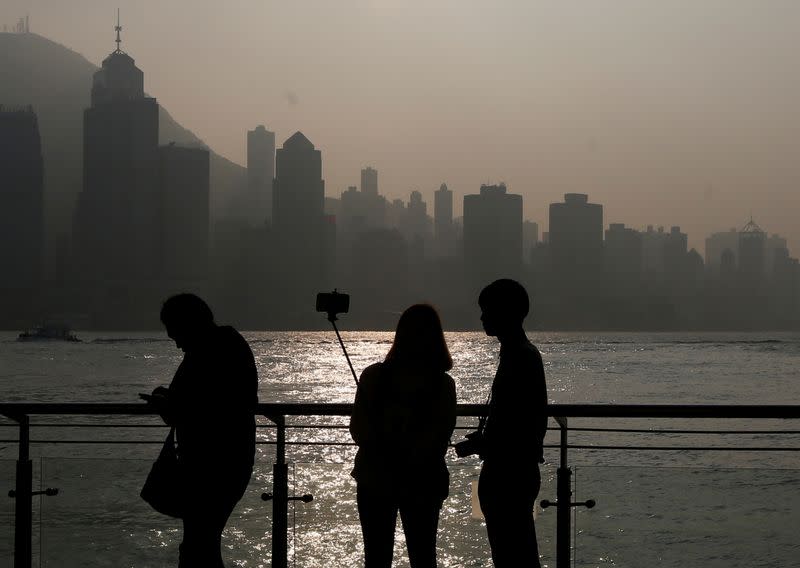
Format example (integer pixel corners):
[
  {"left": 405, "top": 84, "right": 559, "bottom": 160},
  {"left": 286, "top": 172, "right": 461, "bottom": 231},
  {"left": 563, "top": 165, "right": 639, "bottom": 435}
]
[{"left": 2, "top": 330, "right": 800, "bottom": 566}]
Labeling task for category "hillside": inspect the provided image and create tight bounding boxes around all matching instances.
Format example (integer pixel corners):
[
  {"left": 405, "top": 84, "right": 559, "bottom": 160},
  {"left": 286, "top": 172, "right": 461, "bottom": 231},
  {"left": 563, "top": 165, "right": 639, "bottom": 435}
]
[{"left": 0, "top": 32, "right": 245, "bottom": 268}]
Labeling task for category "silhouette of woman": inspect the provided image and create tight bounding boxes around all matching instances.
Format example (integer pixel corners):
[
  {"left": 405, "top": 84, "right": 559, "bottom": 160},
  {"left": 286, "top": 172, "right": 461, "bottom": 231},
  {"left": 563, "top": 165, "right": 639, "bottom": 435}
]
[{"left": 350, "top": 304, "right": 457, "bottom": 568}]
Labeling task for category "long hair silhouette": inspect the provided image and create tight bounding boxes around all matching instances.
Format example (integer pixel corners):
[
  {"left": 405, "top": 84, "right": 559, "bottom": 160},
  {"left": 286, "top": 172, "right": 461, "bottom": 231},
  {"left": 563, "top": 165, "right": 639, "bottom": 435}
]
[{"left": 384, "top": 304, "right": 453, "bottom": 373}]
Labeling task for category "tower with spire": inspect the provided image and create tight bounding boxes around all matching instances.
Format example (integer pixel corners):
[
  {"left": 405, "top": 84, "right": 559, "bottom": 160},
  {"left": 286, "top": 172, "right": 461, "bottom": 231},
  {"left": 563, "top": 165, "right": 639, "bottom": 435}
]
[
  {"left": 72, "top": 17, "right": 161, "bottom": 322},
  {"left": 90, "top": 11, "right": 145, "bottom": 105},
  {"left": 738, "top": 217, "right": 767, "bottom": 289}
]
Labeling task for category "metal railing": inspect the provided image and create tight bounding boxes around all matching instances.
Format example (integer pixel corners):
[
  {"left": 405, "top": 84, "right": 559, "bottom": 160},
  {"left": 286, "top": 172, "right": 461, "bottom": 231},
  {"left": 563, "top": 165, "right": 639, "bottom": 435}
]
[{"left": 2, "top": 402, "right": 800, "bottom": 568}]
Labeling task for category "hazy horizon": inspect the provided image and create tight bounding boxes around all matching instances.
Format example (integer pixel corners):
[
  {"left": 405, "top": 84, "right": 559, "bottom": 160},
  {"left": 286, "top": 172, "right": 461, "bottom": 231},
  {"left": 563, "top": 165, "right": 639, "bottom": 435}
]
[{"left": 2, "top": 0, "right": 799, "bottom": 252}]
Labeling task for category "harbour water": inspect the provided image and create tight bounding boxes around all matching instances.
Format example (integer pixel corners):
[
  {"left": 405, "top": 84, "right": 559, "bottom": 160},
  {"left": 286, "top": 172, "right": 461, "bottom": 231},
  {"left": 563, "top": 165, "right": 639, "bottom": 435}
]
[{"left": 2, "top": 330, "right": 800, "bottom": 567}]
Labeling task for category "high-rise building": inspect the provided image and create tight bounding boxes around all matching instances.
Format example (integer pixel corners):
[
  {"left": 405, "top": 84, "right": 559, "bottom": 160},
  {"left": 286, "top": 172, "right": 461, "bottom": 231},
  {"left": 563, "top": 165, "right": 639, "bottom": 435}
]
[
  {"left": 663, "top": 226, "right": 689, "bottom": 283},
  {"left": 463, "top": 183, "right": 523, "bottom": 289},
  {"left": 273, "top": 132, "right": 324, "bottom": 238},
  {"left": 73, "top": 30, "right": 159, "bottom": 283},
  {"left": 705, "top": 229, "right": 739, "bottom": 273},
  {"left": 548, "top": 193, "right": 603, "bottom": 290},
  {"left": 361, "top": 166, "right": 378, "bottom": 196},
  {"left": 272, "top": 132, "right": 327, "bottom": 318},
  {"left": 405, "top": 190, "right": 429, "bottom": 242},
  {"left": 522, "top": 221, "right": 539, "bottom": 264},
  {"left": 340, "top": 172, "right": 386, "bottom": 235},
  {"left": 0, "top": 105, "right": 44, "bottom": 323},
  {"left": 247, "top": 125, "right": 275, "bottom": 224},
  {"left": 159, "top": 144, "right": 210, "bottom": 283},
  {"left": 604, "top": 223, "right": 642, "bottom": 284},
  {"left": 738, "top": 218, "right": 766, "bottom": 290},
  {"left": 766, "top": 234, "right": 788, "bottom": 277},
  {"left": 434, "top": 183, "right": 455, "bottom": 257}
]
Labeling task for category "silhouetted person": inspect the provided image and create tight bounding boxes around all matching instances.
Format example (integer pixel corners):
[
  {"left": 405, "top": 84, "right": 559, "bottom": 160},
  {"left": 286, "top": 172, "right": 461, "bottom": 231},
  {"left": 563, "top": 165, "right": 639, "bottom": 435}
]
[
  {"left": 350, "top": 304, "right": 457, "bottom": 567},
  {"left": 147, "top": 294, "right": 258, "bottom": 568},
  {"left": 472, "top": 279, "right": 548, "bottom": 567}
]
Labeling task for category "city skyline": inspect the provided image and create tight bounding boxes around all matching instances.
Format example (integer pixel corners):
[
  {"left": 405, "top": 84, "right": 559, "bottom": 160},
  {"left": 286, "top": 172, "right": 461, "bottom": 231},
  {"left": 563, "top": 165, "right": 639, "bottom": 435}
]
[{"left": 1, "top": 1, "right": 798, "bottom": 253}]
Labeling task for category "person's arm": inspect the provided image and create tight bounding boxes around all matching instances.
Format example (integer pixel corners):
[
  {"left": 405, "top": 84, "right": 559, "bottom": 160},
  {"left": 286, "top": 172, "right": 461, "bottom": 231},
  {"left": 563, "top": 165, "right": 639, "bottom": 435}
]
[{"left": 439, "top": 375, "right": 457, "bottom": 448}]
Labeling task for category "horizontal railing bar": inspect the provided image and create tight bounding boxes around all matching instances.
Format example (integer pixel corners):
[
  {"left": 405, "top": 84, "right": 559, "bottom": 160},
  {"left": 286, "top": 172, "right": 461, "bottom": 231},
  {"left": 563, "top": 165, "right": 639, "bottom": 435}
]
[
  {"left": 563, "top": 427, "right": 800, "bottom": 435},
  {"left": 567, "top": 445, "right": 800, "bottom": 452},
  {"left": 2, "top": 439, "right": 798, "bottom": 453},
  {"left": 3, "top": 403, "right": 800, "bottom": 419},
  {"left": 2, "top": 423, "right": 800, "bottom": 437}
]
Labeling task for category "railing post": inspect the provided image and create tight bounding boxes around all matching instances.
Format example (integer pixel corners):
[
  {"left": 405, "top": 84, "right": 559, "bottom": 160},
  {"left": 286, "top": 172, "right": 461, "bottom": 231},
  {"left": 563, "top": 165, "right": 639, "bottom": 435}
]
[
  {"left": 271, "top": 414, "right": 288, "bottom": 568},
  {"left": 14, "top": 414, "right": 32, "bottom": 568},
  {"left": 555, "top": 416, "right": 571, "bottom": 568}
]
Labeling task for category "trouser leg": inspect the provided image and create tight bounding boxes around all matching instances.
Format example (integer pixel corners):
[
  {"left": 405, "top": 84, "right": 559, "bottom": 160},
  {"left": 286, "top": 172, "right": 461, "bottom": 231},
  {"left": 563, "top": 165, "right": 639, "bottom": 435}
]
[
  {"left": 478, "top": 462, "right": 541, "bottom": 568},
  {"left": 179, "top": 491, "right": 242, "bottom": 568},
  {"left": 357, "top": 485, "right": 399, "bottom": 568},
  {"left": 180, "top": 512, "right": 227, "bottom": 568},
  {"left": 399, "top": 497, "right": 442, "bottom": 568}
]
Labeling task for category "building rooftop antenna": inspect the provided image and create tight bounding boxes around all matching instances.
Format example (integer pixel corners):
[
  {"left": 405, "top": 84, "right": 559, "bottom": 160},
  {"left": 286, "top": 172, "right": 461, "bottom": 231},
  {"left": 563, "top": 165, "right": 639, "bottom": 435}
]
[{"left": 114, "top": 8, "right": 123, "bottom": 53}]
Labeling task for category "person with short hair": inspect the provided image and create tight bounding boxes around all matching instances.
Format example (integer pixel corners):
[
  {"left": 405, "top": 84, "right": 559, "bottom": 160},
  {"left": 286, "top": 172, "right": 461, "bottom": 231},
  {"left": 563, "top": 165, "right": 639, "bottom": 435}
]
[
  {"left": 350, "top": 304, "right": 457, "bottom": 567},
  {"left": 148, "top": 293, "right": 258, "bottom": 568},
  {"left": 473, "top": 279, "right": 548, "bottom": 567}
]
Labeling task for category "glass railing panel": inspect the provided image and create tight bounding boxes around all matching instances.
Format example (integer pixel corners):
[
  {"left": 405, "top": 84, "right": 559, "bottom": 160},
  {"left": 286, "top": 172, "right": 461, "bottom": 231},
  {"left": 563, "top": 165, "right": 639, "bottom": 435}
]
[
  {"left": 291, "top": 462, "right": 557, "bottom": 567},
  {"left": 0, "top": 457, "right": 42, "bottom": 567},
  {"left": 1, "top": 459, "right": 15, "bottom": 566},
  {"left": 573, "top": 465, "right": 800, "bottom": 567},
  {"left": 39, "top": 458, "right": 275, "bottom": 567}
]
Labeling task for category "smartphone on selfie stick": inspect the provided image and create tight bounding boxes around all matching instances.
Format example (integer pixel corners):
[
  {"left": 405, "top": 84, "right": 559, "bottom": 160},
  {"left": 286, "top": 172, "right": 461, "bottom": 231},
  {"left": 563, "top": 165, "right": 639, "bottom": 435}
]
[{"left": 316, "top": 290, "right": 359, "bottom": 385}]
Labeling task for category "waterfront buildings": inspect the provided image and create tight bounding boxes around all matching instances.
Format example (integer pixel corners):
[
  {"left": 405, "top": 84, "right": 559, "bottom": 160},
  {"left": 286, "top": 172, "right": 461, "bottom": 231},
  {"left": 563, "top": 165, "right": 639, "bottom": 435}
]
[
  {"left": 548, "top": 193, "right": 603, "bottom": 292},
  {"left": 246, "top": 125, "right": 276, "bottom": 225},
  {"left": 463, "top": 183, "right": 523, "bottom": 292},
  {"left": 272, "top": 131, "right": 327, "bottom": 323},
  {"left": 73, "top": 40, "right": 160, "bottom": 283},
  {"left": 0, "top": 105, "right": 44, "bottom": 324},
  {"left": 69, "top": 29, "right": 210, "bottom": 326},
  {"left": 434, "top": 183, "right": 456, "bottom": 258}
]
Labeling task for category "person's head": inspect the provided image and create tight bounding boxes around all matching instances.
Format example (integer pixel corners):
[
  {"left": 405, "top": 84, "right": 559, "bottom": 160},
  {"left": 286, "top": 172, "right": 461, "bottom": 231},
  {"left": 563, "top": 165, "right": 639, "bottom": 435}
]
[
  {"left": 478, "top": 279, "right": 529, "bottom": 337},
  {"left": 385, "top": 304, "right": 453, "bottom": 373},
  {"left": 160, "top": 293, "right": 216, "bottom": 352}
]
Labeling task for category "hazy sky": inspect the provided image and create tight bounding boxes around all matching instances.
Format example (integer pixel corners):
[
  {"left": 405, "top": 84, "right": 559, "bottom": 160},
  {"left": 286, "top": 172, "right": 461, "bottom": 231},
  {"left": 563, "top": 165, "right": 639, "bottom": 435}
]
[{"left": 3, "top": 0, "right": 799, "bottom": 252}]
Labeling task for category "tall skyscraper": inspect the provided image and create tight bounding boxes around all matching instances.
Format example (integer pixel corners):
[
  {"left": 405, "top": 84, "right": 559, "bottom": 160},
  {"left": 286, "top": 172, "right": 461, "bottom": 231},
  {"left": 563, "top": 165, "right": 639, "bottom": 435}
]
[
  {"left": 405, "top": 190, "right": 429, "bottom": 242},
  {"left": 0, "top": 105, "right": 44, "bottom": 323},
  {"left": 463, "top": 183, "right": 523, "bottom": 290},
  {"left": 361, "top": 166, "right": 378, "bottom": 196},
  {"left": 247, "top": 124, "right": 275, "bottom": 224},
  {"left": 273, "top": 131, "right": 324, "bottom": 235},
  {"left": 73, "top": 27, "right": 159, "bottom": 283},
  {"left": 272, "top": 132, "right": 327, "bottom": 319},
  {"left": 434, "top": 183, "right": 455, "bottom": 257},
  {"left": 548, "top": 193, "right": 603, "bottom": 290}
]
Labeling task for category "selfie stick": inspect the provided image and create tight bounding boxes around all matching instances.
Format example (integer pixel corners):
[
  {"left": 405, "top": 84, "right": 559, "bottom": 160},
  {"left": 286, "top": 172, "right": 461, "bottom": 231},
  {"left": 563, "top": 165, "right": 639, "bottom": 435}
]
[{"left": 327, "top": 312, "right": 359, "bottom": 385}]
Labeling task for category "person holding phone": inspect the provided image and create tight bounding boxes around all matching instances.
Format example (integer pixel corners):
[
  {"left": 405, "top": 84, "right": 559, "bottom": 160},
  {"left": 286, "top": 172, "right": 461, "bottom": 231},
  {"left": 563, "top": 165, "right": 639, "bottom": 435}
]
[
  {"left": 350, "top": 304, "right": 457, "bottom": 568},
  {"left": 145, "top": 293, "right": 258, "bottom": 568}
]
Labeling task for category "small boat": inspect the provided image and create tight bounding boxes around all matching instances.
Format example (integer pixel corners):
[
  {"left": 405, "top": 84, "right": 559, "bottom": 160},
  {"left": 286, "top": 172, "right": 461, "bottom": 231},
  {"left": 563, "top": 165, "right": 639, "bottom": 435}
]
[{"left": 17, "top": 323, "right": 81, "bottom": 342}]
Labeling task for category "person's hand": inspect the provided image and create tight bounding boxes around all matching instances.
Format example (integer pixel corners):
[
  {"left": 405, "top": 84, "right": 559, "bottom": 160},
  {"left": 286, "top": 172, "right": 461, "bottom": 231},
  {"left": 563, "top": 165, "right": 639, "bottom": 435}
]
[{"left": 144, "top": 386, "right": 172, "bottom": 424}]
